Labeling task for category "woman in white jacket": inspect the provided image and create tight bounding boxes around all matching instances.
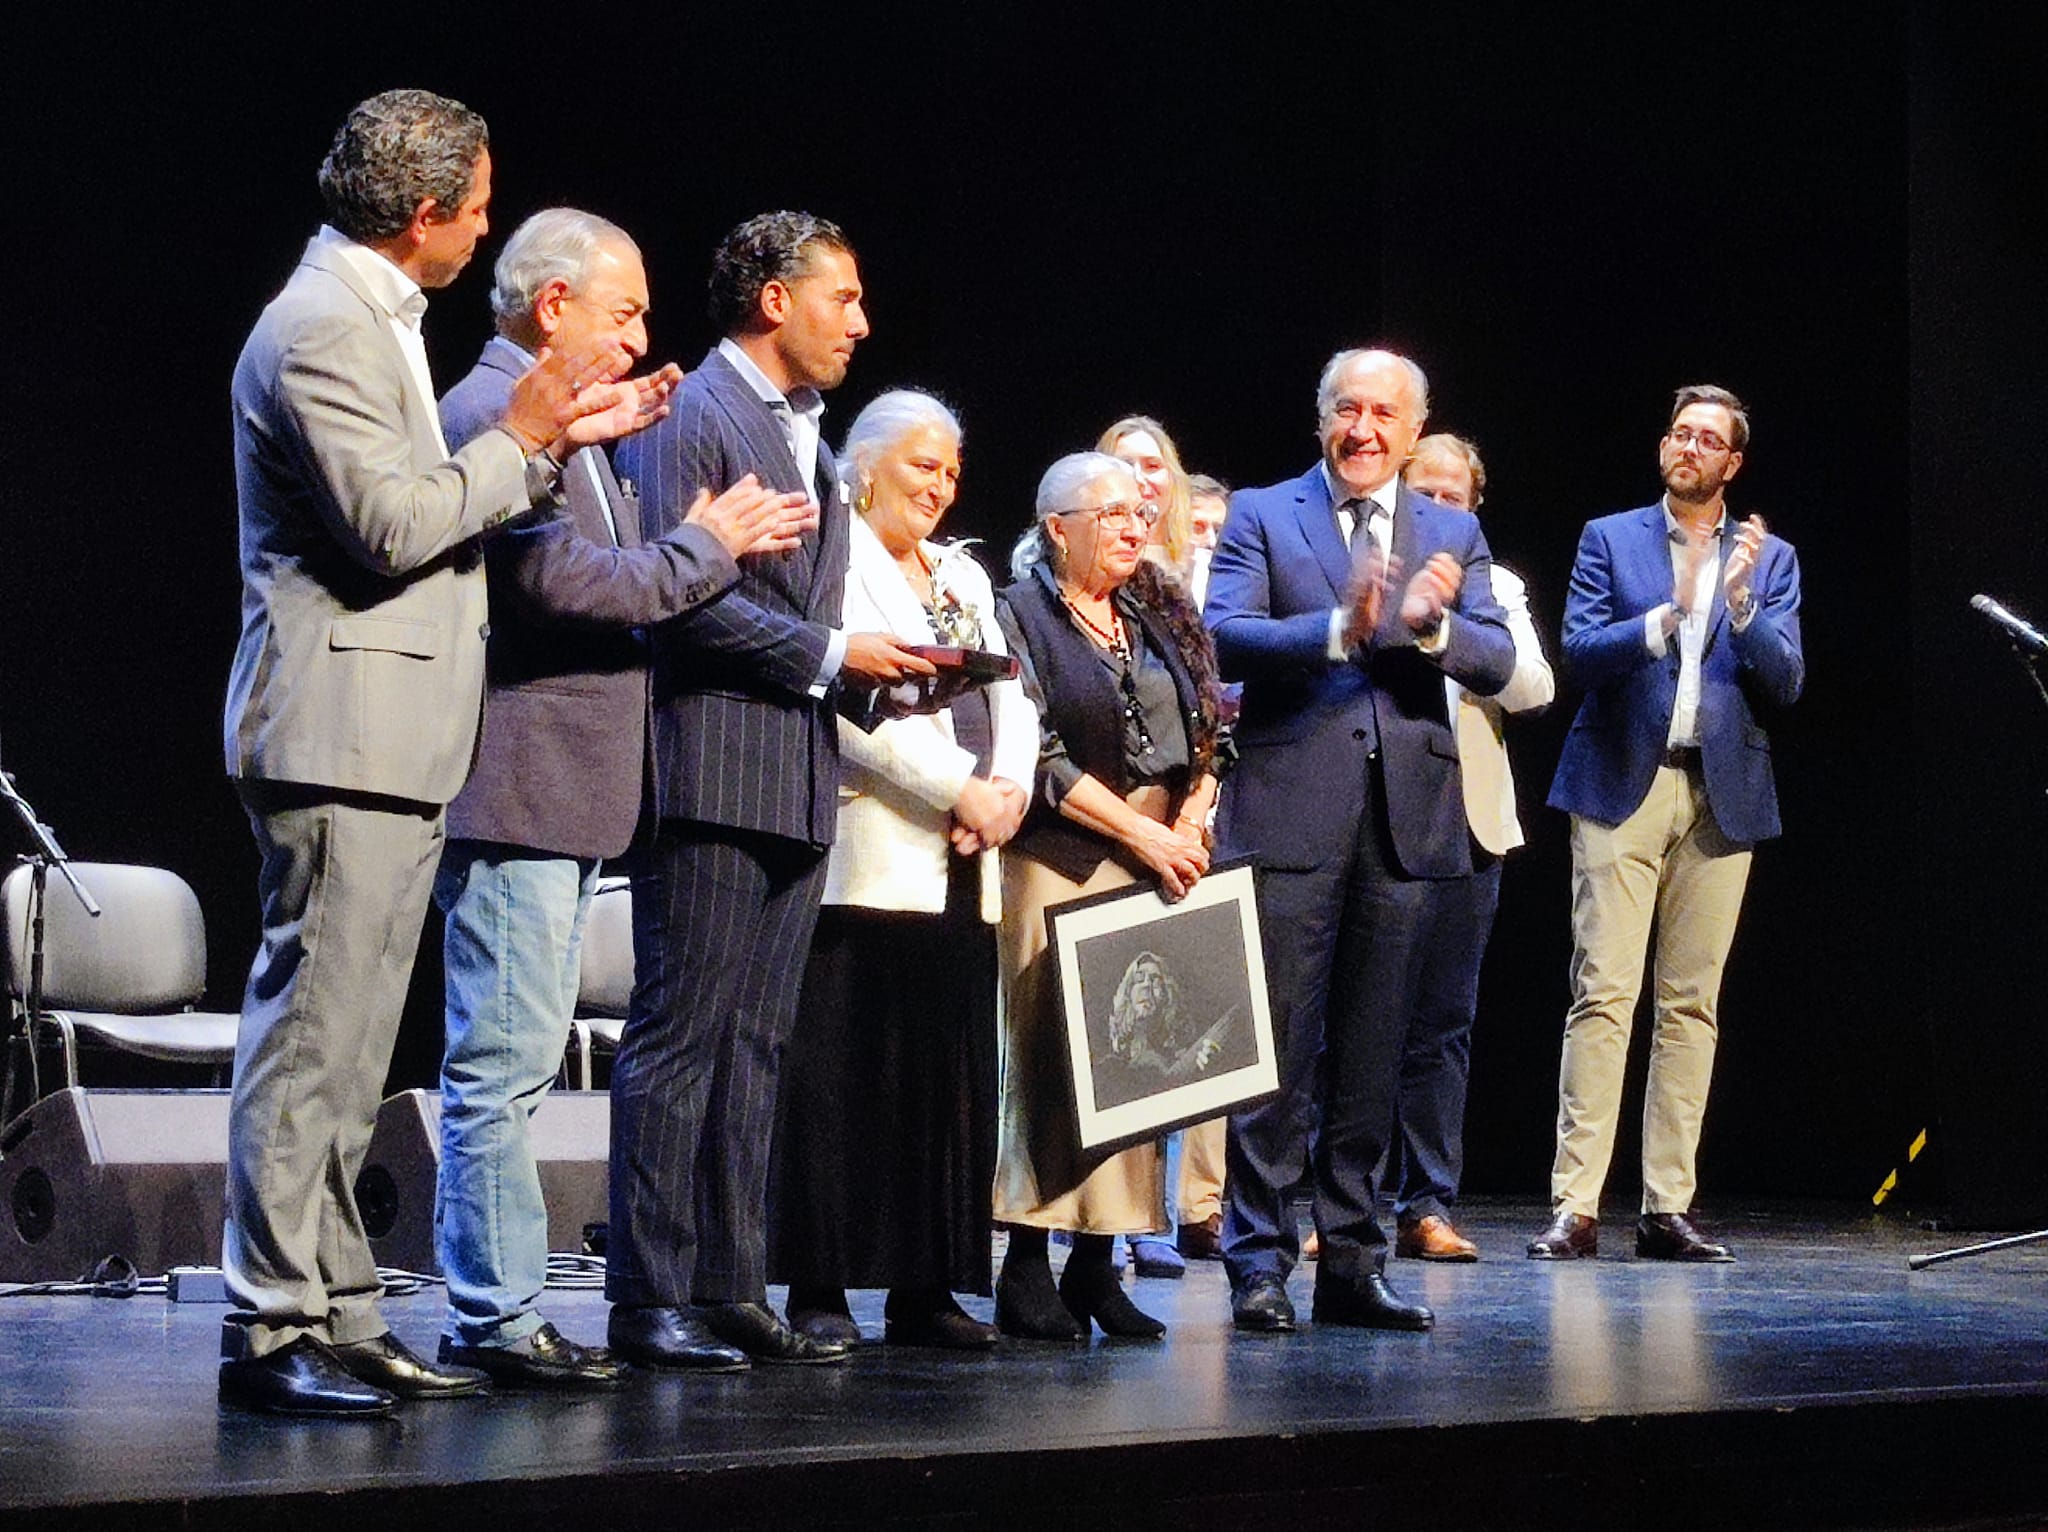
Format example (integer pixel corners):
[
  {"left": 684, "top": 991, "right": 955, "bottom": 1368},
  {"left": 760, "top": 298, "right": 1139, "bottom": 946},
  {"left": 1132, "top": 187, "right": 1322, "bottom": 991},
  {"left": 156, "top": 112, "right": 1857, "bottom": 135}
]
[{"left": 766, "top": 391, "right": 1038, "bottom": 1350}]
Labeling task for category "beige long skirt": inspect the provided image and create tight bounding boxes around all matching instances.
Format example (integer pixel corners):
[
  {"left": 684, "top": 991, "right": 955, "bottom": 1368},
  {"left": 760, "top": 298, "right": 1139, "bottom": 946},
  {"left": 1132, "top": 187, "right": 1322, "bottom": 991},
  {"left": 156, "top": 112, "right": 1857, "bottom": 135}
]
[{"left": 992, "top": 820, "right": 1169, "bottom": 1235}]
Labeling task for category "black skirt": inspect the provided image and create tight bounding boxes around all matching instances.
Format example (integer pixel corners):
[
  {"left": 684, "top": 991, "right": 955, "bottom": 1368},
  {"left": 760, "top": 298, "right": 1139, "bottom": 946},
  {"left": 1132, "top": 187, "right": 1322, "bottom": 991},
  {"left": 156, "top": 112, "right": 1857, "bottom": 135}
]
[{"left": 766, "top": 864, "right": 998, "bottom": 1293}]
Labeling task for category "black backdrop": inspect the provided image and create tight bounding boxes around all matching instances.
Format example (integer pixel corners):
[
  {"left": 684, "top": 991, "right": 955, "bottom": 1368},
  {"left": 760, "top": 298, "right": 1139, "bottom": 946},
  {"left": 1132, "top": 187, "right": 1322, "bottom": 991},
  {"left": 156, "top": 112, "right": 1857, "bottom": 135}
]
[{"left": 6, "top": 6, "right": 2038, "bottom": 1215}]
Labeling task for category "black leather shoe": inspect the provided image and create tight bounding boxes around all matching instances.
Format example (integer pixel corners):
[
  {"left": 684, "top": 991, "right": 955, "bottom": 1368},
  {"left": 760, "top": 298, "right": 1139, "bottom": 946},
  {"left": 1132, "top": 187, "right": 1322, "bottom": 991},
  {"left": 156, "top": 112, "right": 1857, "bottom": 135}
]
[
  {"left": 330, "top": 1333, "right": 488, "bottom": 1399},
  {"left": 607, "top": 1305, "right": 750, "bottom": 1372},
  {"left": 219, "top": 1337, "right": 397, "bottom": 1418},
  {"left": 1178, "top": 1214, "right": 1225, "bottom": 1260},
  {"left": 697, "top": 1300, "right": 850, "bottom": 1365},
  {"left": 1528, "top": 1211, "right": 1599, "bottom": 1261},
  {"left": 1636, "top": 1212, "right": 1735, "bottom": 1263},
  {"left": 1312, "top": 1271, "right": 1435, "bottom": 1331},
  {"left": 439, "top": 1322, "right": 627, "bottom": 1391},
  {"left": 1129, "top": 1236, "right": 1186, "bottom": 1279},
  {"left": 883, "top": 1292, "right": 1000, "bottom": 1351},
  {"left": 1231, "top": 1274, "right": 1298, "bottom": 1333}
]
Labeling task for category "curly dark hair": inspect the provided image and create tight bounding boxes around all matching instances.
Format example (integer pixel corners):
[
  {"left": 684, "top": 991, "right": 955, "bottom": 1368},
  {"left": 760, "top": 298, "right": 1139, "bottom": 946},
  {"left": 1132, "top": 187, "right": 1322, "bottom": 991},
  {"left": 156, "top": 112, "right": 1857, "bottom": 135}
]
[
  {"left": 1127, "top": 559, "right": 1222, "bottom": 775},
  {"left": 317, "top": 89, "right": 488, "bottom": 244},
  {"left": 706, "top": 211, "right": 854, "bottom": 334}
]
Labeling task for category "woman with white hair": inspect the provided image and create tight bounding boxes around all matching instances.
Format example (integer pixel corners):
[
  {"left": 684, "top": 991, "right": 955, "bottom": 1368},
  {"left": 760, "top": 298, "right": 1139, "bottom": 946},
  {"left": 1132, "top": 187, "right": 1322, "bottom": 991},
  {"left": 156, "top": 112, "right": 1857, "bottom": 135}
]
[
  {"left": 765, "top": 390, "right": 1038, "bottom": 1351},
  {"left": 990, "top": 451, "right": 1223, "bottom": 1340}
]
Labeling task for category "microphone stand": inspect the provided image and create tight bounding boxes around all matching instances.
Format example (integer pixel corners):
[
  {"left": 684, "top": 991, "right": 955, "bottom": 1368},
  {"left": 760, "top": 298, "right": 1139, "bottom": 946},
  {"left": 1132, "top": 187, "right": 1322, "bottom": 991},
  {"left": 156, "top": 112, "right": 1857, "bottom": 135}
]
[
  {"left": 1910, "top": 622, "right": 2048, "bottom": 1269},
  {"left": 0, "top": 752, "right": 101, "bottom": 1132}
]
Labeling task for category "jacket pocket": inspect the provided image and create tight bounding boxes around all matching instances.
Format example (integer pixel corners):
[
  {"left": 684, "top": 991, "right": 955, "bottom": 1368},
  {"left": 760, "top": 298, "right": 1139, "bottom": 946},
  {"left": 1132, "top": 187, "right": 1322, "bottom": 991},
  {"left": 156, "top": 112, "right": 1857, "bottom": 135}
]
[{"left": 329, "top": 616, "right": 441, "bottom": 659}]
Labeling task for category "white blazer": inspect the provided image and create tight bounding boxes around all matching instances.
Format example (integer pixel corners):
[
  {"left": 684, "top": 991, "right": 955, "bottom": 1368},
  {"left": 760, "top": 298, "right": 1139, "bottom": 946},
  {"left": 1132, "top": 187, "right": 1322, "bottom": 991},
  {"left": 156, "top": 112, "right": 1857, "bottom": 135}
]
[
  {"left": 823, "top": 516, "right": 1039, "bottom": 919},
  {"left": 1446, "top": 563, "right": 1555, "bottom": 856}
]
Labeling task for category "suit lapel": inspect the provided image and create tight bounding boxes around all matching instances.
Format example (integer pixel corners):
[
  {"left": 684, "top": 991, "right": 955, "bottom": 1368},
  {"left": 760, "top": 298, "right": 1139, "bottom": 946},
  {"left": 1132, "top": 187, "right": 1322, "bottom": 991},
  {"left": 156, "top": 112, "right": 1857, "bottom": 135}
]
[
  {"left": 1702, "top": 518, "right": 1734, "bottom": 655},
  {"left": 1291, "top": 467, "right": 1352, "bottom": 602},
  {"left": 304, "top": 240, "right": 442, "bottom": 457}
]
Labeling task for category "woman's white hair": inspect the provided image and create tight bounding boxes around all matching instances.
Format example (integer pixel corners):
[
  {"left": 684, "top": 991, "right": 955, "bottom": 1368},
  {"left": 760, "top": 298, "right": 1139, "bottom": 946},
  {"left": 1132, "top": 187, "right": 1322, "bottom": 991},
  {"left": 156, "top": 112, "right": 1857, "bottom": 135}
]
[
  {"left": 1009, "top": 452, "right": 1141, "bottom": 579},
  {"left": 838, "top": 390, "right": 962, "bottom": 493}
]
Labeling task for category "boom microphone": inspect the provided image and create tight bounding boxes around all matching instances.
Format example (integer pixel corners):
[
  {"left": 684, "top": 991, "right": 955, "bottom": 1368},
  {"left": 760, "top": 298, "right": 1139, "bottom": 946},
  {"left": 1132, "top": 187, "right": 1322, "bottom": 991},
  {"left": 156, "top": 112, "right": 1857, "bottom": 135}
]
[{"left": 1970, "top": 594, "right": 2048, "bottom": 656}]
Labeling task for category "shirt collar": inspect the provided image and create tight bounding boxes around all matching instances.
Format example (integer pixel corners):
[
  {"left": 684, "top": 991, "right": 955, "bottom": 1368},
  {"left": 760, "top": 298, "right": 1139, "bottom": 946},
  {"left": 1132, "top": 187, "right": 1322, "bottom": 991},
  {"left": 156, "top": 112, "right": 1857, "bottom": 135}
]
[
  {"left": 315, "top": 225, "right": 428, "bottom": 328},
  {"left": 1320, "top": 462, "right": 1399, "bottom": 519},
  {"left": 717, "top": 336, "right": 825, "bottom": 425},
  {"left": 1661, "top": 495, "right": 1726, "bottom": 541}
]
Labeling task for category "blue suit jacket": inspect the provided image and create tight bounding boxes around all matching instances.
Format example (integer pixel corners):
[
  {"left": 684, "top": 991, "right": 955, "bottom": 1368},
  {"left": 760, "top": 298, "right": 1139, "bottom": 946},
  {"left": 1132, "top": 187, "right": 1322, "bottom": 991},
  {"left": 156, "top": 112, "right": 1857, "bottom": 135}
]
[
  {"left": 1545, "top": 502, "right": 1804, "bottom": 844},
  {"left": 438, "top": 337, "right": 740, "bottom": 859},
  {"left": 615, "top": 347, "right": 849, "bottom": 848},
  {"left": 1206, "top": 467, "right": 1516, "bottom": 878}
]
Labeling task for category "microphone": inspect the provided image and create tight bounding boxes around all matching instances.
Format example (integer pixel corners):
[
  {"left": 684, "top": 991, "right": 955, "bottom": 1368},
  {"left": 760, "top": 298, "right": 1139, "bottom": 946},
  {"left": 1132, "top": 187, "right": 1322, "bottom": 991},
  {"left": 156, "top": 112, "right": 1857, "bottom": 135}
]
[{"left": 1971, "top": 594, "right": 2048, "bottom": 656}]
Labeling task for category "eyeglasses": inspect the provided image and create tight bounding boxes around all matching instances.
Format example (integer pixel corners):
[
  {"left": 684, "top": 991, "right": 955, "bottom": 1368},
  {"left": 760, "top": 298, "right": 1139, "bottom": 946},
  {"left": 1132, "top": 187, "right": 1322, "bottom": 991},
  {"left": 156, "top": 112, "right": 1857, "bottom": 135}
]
[
  {"left": 1059, "top": 500, "right": 1162, "bottom": 531},
  {"left": 1666, "top": 426, "right": 1734, "bottom": 455}
]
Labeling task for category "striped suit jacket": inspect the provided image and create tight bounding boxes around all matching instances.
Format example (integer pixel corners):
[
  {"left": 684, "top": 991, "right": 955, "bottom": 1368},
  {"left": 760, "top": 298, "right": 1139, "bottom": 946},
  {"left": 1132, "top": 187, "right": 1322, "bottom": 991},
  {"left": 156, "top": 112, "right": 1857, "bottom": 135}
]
[{"left": 614, "top": 348, "right": 848, "bottom": 849}]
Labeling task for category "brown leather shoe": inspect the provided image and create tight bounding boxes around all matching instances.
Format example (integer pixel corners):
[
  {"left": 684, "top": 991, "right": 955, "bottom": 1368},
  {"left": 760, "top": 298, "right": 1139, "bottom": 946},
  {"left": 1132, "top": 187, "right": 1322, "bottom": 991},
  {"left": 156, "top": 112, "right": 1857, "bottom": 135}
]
[
  {"left": 1177, "top": 1214, "right": 1224, "bottom": 1260},
  {"left": 1396, "top": 1213, "right": 1479, "bottom": 1262},
  {"left": 1527, "top": 1211, "right": 1598, "bottom": 1260},
  {"left": 1636, "top": 1212, "right": 1734, "bottom": 1263}
]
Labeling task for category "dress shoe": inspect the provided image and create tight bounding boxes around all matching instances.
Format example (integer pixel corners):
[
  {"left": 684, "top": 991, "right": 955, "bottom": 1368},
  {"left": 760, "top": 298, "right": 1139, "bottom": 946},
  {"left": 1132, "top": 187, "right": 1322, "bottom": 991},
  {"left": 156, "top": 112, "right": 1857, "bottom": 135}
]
[
  {"left": 883, "top": 1291, "right": 1000, "bottom": 1351},
  {"left": 1129, "top": 1236, "right": 1186, "bottom": 1279},
  {"left": 1059, "top": 1256, "right": 1167, "bottom": 1338},
  {"left": 219, "top": 1337, "right": 397, "bottom": 1418},
  {"left": 1527, "top": 1211, "right": 1599, "bottom": 1261},
  {"left": 697, "top": 1300, "right": 850, "bottom": 1364},
  {"left": 1311, "top": 1271, "right": 1434, "bottom": 1331},
  {"left": 1231, "top": 1273, "right": 1298, "bottom": 1333},
  {"left": 607, "top": 1304, "right": 750, "bottom": 1372},
  {"left": 994, "top": 1260, "right": 1086, "bottom": 1340},
  {"left": 1396, "top": 1213, "right": 1479, "bottom": 1262},
  {"left": 439, "top": 1322, "right": 627, "bottom": 1392},
  {"left": 785, "top": 1286, "right": 864, "bottom": 1346},
  {"left": 1636, "top": 1212, "right": 1735, "bottom": 1263},
  {"left": 329, "top": 1333, "right": 488, "bottom": 1400},
  {"left": 1178, "top": 1214, "right": 1224, "bottom": 1260}
]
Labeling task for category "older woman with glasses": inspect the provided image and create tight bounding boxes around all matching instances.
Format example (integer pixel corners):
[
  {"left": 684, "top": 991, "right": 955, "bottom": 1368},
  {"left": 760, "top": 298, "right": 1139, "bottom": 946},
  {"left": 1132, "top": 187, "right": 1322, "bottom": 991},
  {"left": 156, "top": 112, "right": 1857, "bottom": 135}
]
[
  {"left": 991, "top": 451, "right": 1222, "bottom": 1340},
  {"left": 766, "top": 390, "right": 1038, "bottom": 1351}
]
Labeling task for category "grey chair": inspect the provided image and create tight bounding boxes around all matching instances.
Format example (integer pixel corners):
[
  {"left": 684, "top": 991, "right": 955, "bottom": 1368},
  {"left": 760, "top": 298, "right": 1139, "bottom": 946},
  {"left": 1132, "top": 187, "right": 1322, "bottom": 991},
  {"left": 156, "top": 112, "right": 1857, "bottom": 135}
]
[
  {"left": 1, "top": 862, "right": 240, "bottom": 1089},
  {"left": 567, "top": 876, "right": 633, "bottom": 1090}
]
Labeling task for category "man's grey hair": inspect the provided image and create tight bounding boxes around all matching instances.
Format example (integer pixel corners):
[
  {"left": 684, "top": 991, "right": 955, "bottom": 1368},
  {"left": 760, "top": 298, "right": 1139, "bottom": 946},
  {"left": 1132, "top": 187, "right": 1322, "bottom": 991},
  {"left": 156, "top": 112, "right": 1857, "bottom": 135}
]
[
  {"left": 1009, "top": 452, "right": 1142, "bottom": 579},
  {"left": 1315, "top": 347, "right": 1431, "bottom": 421},
  {"left": 489, "top": 208, "right": 637, "bottom": 335},
  {"left": 839, "top": 390, "right": 963, "bottom": 491},
  {"left": 1187, "top": 472, "right": 1232, "bottom": 501},
  {"left": 317, "top": 88, "right": 489, "bottom": 244},
  {"left": 1670, "top": 384, "right": 1751, "bottom": 452}
]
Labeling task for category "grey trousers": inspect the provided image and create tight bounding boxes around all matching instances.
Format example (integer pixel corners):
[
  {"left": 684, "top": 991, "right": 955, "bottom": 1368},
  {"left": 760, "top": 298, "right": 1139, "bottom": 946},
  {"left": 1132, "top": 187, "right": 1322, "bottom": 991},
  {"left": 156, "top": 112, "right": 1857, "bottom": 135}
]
[{"left": 221, "top": 781, "right": 443, "bottom": 1359}]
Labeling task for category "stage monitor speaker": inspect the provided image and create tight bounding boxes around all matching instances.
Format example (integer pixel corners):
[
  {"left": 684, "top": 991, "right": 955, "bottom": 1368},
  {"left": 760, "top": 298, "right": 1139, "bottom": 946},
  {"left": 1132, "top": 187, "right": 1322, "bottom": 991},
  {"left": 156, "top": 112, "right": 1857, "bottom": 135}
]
[
  {"left": 355, "top": 1088, "right": 610, "bottom": 1275},
  {"left": 0, "top": 1087, "right": 229, "bottom": 1282}
]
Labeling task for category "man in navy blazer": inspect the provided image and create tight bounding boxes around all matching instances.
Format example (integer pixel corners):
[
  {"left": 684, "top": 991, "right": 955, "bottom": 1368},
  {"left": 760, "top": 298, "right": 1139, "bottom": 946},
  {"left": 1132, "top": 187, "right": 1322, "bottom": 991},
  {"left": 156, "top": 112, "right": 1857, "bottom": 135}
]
[
  {"left": 1206, "top": 349, "right": 1515, "bottom": 1333},
  {"left": 1530, "top": 385, "right": 1803, "bottom": 1265},
  {"left": 606, "top": 212, "right": 932, "bottom": 1370},
  {"left": 432, "top": 209, "right": 809, "bottom": 1390}
]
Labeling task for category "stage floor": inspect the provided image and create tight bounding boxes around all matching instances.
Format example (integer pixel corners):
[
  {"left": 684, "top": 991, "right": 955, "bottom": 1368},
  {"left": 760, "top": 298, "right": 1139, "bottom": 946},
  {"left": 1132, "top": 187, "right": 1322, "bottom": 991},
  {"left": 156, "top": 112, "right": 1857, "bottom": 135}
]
[{"left": 4, "top": 1198, "right": 2047, "bottom": 1530}]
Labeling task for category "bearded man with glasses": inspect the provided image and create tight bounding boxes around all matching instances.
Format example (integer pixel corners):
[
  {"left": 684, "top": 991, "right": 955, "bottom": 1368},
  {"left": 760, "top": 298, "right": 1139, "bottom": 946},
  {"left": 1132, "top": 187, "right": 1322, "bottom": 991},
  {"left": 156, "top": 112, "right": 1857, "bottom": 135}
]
[{"left": 1529, "top": 384, "right": 1804, "bottom": 1265}]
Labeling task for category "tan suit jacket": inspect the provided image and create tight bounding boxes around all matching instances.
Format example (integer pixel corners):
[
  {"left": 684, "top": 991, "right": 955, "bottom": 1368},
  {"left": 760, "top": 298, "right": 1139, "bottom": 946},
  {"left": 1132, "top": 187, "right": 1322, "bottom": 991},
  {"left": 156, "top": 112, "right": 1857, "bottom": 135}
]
[
  {"left": 1447, "top": 563, "right": 1554, "bottom": 855},
  {"left": 224, "top": 235, "right": 537, "bottom": 803}
]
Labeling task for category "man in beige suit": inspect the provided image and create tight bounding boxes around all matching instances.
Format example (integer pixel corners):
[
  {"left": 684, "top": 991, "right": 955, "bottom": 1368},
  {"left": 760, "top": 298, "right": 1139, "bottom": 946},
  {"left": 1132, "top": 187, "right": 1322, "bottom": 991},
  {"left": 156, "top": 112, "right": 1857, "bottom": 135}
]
[
  {"left": 220, "top": 89, "right": 673, "bottom": 1417},
  {"left": 1384, "top": 433, "right": 1553, "bottom": 1258}
]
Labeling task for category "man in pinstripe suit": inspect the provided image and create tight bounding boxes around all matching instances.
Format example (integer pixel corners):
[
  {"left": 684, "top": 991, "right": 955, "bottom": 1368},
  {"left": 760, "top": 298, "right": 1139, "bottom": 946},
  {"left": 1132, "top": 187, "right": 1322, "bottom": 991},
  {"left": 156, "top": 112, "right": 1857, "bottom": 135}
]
[{"left": 606, "top": 213, "right": 934, "bottom": 1369}]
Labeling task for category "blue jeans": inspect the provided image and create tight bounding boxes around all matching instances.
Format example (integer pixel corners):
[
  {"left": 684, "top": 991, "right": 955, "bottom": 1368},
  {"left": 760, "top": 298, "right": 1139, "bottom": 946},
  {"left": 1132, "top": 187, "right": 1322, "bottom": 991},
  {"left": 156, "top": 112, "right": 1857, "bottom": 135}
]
[{"left": 434, "top": 843, "right": 598, "bottom": 1347}]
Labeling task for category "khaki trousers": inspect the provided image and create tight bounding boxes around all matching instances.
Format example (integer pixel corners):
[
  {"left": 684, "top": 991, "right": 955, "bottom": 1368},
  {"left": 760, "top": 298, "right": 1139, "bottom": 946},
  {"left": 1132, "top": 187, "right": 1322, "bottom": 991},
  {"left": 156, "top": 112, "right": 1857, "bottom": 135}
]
[{"left": 1551, "top": 764, "right": 1752, "bottom": 1218}]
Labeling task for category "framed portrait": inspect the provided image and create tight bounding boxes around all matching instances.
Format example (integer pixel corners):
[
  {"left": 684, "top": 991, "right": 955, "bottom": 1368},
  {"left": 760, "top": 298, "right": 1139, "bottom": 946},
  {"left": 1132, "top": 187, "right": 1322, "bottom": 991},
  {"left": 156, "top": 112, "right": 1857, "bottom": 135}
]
[{"left": 1044, "top": 861, "right": 1277, "bottom": 1150}]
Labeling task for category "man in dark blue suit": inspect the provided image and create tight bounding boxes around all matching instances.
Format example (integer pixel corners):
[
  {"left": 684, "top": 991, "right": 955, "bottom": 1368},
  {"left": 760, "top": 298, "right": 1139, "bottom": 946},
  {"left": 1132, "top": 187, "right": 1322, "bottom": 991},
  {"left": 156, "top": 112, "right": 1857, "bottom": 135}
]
[
  {"left": 606, "top": 212, "right": 932, "bottom": 1369},
  {"left": 1530, "top": 385, "right": 1803, "bottom": 1264},
  {"left": 434, "top": 209, "right": 810, "bottom": 1389},
  {"left": 1206, "top": 348, "right": 1515, "bottom": 1332}
]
